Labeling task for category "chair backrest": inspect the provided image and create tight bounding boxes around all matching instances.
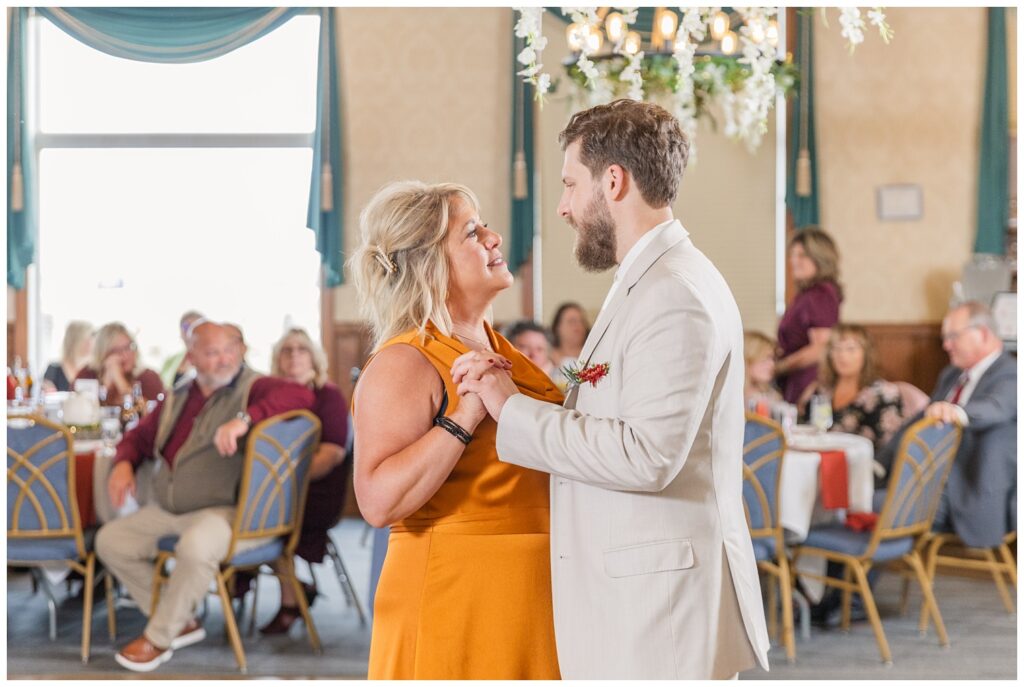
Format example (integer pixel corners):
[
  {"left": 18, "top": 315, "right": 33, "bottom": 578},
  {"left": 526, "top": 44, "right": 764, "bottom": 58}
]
[
  {"left": 228, "top": 410, "right": 321, "bottom": 558},
  {"left": 7, "top": 415, "right": 85, "bottom": 558},
  {"left": 742, "top": 413, "right": 786, "bottom": 548},
  {"left": 872, "top": 417, "right": 961, "bottom": 549}
]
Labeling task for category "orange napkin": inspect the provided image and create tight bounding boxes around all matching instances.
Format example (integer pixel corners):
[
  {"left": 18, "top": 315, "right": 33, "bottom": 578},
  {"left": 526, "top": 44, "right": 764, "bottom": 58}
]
[
  {"left": 845, "top": 512, "right": 879, "bottom": 532},
  {"left": 818, "top": 450, "right": 849, "bottom": 510}
]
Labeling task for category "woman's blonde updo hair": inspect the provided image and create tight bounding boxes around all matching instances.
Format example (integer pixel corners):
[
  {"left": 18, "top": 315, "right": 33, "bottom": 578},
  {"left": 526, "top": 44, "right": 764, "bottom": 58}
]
[{"left": 350, "top": 180, "right": 480, "bottom": 349}]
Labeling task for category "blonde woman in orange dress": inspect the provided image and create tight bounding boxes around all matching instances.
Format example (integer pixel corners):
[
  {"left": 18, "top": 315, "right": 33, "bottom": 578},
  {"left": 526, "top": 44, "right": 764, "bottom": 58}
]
[{"left": 349, "top": 181, "right": 562, "bottom": 679}]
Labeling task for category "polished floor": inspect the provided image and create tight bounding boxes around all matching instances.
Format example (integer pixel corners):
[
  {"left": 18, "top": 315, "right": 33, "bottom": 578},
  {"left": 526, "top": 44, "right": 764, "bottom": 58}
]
[{"left": 7, "top": 519, "right": 1017, "bottom": 679}]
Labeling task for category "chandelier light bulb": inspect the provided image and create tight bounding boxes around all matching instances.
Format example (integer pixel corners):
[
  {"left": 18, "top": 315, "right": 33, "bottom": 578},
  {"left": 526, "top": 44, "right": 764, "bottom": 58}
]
[
  {"left": 624, "top": 30, "right": 642, "bottom": 55},
  {"left": 605, "top": 11, "right": 626, "bottom": 43},
  {"left": 658, "top": 10, "right": 678, "bottom": 42},
  {"left": 710, "top": 11, "right": 730, "bottom": 40},
  {"left": 720, "top": 30, "right": 738, "bottom": 55},
  {"left": 750, "top": 21, "right": 766, "bottom": 44},
  {"left": 566, "top": 22, "right": 584, "bottom": 52},
  {"left": 584, "top": 26, "right": 603, "bottom": 53},
  {"left": 766, "top": 20, "right": 780, "bottom": 47}
]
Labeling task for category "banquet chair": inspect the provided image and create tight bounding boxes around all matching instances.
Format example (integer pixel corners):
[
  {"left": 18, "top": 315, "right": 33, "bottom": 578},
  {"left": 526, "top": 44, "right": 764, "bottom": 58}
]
[
  {"left": 742, "top": 413, "right": 796, "bottom": 663},
  {"left": 150, "top": 410, "right": 321, "bottom": 673},
  {"left": 791, "top": 418, "right": 962, "bottom": 664},
  {"left": 7, "top": 415, "right": 116, "bottom": 663},
  {"left": 919, "top": 531, "right": 1017, "bottom": 617}
]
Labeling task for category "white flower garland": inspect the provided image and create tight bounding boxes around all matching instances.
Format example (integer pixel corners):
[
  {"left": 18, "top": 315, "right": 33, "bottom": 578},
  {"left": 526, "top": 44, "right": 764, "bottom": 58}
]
[{"left": 514, "top": 7, "right": 551, "bottom": 98}]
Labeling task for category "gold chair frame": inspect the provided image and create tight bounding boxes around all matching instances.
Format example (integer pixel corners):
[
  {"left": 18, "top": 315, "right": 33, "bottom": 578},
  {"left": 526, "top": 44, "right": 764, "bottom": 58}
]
[
  {"left": 7, "top": 414, "right": 116, "bottom": 663},
  {"left": 918, "top": 530, "right": 1017, "bottom": 621},
  {"left": 150, "top": 410, "right": 322, "bottom": 673},
  {"left": 791, "top": 417, "right": 962, "bottom": 665},
  {"left": 743, "top": 413, "right": 796, "bottom": 664}
]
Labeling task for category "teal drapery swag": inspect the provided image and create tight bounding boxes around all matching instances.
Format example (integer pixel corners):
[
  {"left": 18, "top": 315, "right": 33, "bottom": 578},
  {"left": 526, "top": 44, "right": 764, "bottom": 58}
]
[
  {"left": 974, "top": 7, "right": 1009, "bottom": 255},
  {"left": 8, "top": 7, "right": 345, "bottom": 287},
  {"left": 8, "top": 8, "right": 34, "bottom": 289},
  {"left": 509, "top": 28, "right": 537, "bottom": 275},
  {"left": 785, "top": 11, "right": 819, "bottom": 229}
]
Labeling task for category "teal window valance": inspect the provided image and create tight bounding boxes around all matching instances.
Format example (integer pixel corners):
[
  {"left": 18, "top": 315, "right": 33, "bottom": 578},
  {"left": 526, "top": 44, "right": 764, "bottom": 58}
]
[
  {"left": 974, "top": 7, "right": 1009, "bottom": 256},
  {"left": 509, "top": 29, "right": 537, "bottom": 275},
  {"left": 7, "top": 7, "right": 345, "bottom": 288},
  {"left": 785, "top": 11, "right": 819, "bottom": 229}
]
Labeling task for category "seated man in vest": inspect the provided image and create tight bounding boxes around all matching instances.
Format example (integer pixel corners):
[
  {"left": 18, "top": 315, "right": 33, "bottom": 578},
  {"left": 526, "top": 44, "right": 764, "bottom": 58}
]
[{"left": 96, "top": 321, "right": 314, "bottom": 672}]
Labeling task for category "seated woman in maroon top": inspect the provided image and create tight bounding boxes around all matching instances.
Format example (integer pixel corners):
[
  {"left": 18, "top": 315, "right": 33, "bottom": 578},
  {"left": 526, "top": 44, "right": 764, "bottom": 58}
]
[
  {"left": 775, "top": 227, "right": 842, "bottom": 403},
  {"left": 259, "top": 327, "right": 350, "bottom": 634},
  {"left": 74, "top": 321, "right": 165, "bottom": 406}
]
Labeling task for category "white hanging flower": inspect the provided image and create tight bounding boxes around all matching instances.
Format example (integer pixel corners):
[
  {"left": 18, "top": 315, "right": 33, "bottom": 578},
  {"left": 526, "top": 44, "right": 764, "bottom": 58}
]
[
  {"left": 616, "top": 6, "right": 638, "bottom": 24},
  {"left": 620, "top": 51, "right": 645, "bottom": 101},
  {"left": 839, "top": 7, "right": 866, "bottom": 51},
  {"left": 867, "top": 7, "right": 894, "bottom": 43},
  {"left": 514, "top": 8, "right": 552, "bottom": 103},
  {"left": 536, "top": 72, "right": 552, "bottom": 94}
]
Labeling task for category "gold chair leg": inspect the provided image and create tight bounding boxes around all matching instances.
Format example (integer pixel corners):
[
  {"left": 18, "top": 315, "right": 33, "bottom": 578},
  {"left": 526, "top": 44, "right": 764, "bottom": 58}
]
[
  {"left": 920, "top": 535, "right": 946, "bottom": 632},
  {"left": 840, "top": 565, "right": 853, "bottom": 632},
  {"left": 983, "top": 548, "right": 1016, "bottom": 614},
  {"left": 766, "top": 570, "right": 778, "bottom": 642},
  {"left": 999, "top": 543, "right": 1017, "bottom": 588},
  {"left": 777, "top": 556, "right": 797, "bottom": 664},
  {"left": 214, "top": 572, "right": 248, "bottom": 674},
  {"left": 851, "top": 559, "right": 892, "bottom": 665},
  {"left": 81, "top": 554, "right": 95, "bottom": 664},
  {"left": 905, "top": 550, "right": 949, "bottom": 647},
  {"left": 104, "top": 572, "right": 117, "bottom": 641},
  {"left": 898, "top": 574, "right": 912, "bottom": 616},
  {"left": 150, "top": 553, "right": 168, "bottom": 617},
  {"left": 285, "top": 559, "right": 321, "bottom": 654}
]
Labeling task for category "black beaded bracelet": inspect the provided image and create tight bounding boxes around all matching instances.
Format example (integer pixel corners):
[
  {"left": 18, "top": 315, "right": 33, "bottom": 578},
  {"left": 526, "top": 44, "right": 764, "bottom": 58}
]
[{"left": 433, "top": 416, "right": 472, "bottom": 445}]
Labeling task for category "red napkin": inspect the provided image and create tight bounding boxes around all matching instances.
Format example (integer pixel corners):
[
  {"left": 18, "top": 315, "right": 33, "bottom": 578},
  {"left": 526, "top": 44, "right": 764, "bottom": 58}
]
[
  {"left": 845, "top": 512, "right": 879, "bottom": 532},
  {"left": 818, "top": 450, "right": 849, "bottom": 510}
]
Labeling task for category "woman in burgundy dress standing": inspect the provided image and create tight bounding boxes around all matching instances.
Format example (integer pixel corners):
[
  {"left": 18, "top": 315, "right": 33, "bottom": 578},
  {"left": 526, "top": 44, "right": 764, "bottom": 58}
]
[
  {"left": 259, "top": 327, "right": 349, "bottom": 633},
  {"left": 775, "top": 227, "right": 843, "bottom": 403}
]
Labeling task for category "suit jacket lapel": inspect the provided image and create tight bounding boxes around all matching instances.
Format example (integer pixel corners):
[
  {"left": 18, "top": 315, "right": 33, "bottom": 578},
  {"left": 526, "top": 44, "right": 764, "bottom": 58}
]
[{"left": 575, "top": 221, "right": 690, "bottom": 370}]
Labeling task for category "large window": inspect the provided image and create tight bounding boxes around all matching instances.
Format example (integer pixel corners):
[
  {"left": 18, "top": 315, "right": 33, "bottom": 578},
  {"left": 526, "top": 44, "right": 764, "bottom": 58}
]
[{"left": 31, "top": 13, "right": 322, "bottom": 377}]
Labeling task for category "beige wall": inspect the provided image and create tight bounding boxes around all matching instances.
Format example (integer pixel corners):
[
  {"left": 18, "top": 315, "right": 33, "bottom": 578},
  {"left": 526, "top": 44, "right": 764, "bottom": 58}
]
[
  {"left": 536, "top": 13, "right": 779, "bottom": 335},
  {"left": 814, "top": 7, "right": 989, "bottom": 323},
  {"left": 333, "top": 8, "right": 521, "bottom": 323}
]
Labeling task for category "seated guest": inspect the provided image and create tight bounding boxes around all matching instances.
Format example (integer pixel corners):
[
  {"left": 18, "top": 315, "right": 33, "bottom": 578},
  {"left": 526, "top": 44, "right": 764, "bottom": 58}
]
[
  {"left": 549, "top": 302, "right": 591, "bottom": 368},
  {"left": 743, "top": 331, "right": 783, "bottom": 409},
  {"left": 504, "top": 320, "right": 557, "bottom": 379},
  {"left": 798, "top": 324, "right": 906, "bottom": 452},
  {"left": 75, "top": 322, "right": 164, "bottom": 406},
  {"left": 95, "top": 322, "right": 314, "bottom": 672},
  {"left": 258, "top": 327, "right": 349, "bottom": 634},
  {"left": 43, "top": 320, "right": 94, "bottom": 392},
  {"left": 877, "top": 301, "right": 1016, "bottom": 548},
  {"left": 159, "top": 311, "right": 204, "bottom": 388}
]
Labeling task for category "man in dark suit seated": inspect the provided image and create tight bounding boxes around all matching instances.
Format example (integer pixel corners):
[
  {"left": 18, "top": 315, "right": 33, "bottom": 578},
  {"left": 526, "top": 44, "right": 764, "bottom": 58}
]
[{"left": 878, "top": 300, "right": 1017, "bottom": 548}]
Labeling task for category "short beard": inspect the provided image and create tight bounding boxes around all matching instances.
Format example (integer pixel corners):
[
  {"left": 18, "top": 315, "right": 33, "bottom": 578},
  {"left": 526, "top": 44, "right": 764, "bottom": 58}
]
[
  {"left": 197, "top": 369, "right": 237, "bottom": 390},
  {"left": 571, "top": 190, "right": 618, "bottom": 273}
]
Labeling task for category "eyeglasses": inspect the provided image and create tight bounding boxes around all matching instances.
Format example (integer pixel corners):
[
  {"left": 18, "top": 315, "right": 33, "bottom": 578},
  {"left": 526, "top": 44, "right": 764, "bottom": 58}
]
[
  {"left": 280, "top": 346, "right": 310, "bottom": 356},
  {"left": 941, "top": 325, "right": 979, "bottom": 343},
  {"left": 108, "top": 343, "right": 137, "bottom": 356}
]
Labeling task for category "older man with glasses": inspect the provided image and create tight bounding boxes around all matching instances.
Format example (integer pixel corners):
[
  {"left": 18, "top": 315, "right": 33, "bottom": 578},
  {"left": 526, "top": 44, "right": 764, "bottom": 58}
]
[{"left": 878, "top": 300, "right": 1017, "bottom": 548}]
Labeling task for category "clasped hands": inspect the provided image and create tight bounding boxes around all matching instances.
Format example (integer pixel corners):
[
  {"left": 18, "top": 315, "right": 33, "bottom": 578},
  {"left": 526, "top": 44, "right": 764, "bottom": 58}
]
[{"left": 451, "top": 351, "right": 520, "bottom": 424}]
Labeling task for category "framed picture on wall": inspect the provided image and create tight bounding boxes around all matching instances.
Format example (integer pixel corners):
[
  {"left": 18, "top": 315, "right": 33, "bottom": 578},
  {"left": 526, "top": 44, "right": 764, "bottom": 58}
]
[{"left": 990, "top": 291, "right": 1017, "bottom": 343}]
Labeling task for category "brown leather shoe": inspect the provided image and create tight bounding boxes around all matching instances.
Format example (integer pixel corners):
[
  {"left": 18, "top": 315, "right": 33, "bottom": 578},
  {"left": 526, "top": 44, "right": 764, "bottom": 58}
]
[
  {"left": 114, "top": 635, "right": 173, "bottom": 673},
  {"left": 171, "top": 617, "right": 206, "bottom": 650}
]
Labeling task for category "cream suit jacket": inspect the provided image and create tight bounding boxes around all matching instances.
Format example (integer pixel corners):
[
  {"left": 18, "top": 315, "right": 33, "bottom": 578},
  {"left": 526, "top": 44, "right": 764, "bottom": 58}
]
[{"left": 496, "top": 221, "right": 770, "bottom": 679}]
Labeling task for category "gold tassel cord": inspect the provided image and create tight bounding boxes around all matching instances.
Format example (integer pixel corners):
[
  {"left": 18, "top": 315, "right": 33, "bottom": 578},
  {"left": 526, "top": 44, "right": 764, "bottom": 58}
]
[
  {"left": 513, "top": 151, "right": 528, "bottom": 200},
  {"left": 10, "top": 162, "right": 23, "bottom": 212},
  {"left": 795, "top": 149, "right": 811, "bottom": 198},
  {"left": 320, "top": 163, "right": 333, "bottom": 212}
]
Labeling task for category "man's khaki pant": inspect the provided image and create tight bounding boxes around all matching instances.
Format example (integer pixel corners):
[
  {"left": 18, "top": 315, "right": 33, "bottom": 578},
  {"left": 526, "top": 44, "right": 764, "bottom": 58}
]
[{"left": 95, "top": 503, "right": 268, "bottom": 649}]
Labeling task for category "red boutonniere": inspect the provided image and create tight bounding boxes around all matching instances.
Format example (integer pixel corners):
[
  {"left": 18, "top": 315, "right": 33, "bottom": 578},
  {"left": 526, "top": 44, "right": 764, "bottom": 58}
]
[{"left": 562, "top": 361, "right": 610, "bottom": 389}]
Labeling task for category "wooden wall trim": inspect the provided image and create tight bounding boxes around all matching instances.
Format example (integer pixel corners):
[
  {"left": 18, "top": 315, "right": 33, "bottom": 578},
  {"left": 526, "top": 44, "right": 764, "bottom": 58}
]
[{"left": 861, "top": 322, "right": 946, "bottom": 394}]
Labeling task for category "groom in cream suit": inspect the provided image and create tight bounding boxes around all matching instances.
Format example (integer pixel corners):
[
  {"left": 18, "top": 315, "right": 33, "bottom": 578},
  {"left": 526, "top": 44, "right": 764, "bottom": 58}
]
[{"left": 454, "top": 100, "right": 770, "bottom": 679}]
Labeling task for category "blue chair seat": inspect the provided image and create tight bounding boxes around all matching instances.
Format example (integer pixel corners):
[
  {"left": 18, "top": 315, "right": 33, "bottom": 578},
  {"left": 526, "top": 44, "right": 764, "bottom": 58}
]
[
  {"left": 802, "top": 525, "right": 913, "bottom": 562},
  {"left": 751, "top": 537, "right": 776, "bottom": 562},
  {"left": 8, "top": 529, "right": 95, "bottom": 562},
  {"left": 157, "top": 533, "right": 284, "bottom": 567}
]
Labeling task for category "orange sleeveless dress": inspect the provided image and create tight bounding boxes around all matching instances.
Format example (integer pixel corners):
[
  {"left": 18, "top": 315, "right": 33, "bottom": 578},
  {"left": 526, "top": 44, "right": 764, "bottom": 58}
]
[{"left": 362, "top": 321, "right": 563, "bottom": 680}]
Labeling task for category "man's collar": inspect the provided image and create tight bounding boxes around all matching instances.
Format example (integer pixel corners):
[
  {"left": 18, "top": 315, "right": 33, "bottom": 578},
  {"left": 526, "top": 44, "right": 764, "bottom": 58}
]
[{"left": 963, "top": 348, "right": 1002, "bottom": 379}]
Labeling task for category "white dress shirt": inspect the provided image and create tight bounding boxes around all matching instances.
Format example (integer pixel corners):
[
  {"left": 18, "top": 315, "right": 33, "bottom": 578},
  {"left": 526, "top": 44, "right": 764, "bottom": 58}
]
[
  {"left": 598, "top": 218, "right": 678, "bottom": 315},
  {"left": 949, "top": 348, "right": 1002, "bottom": 426}
]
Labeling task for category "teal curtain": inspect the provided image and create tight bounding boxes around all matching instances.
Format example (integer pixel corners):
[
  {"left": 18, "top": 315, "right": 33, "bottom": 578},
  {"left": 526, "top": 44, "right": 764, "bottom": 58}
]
[
  {"left": 7, "top": 8, "right": 34, "bottom": 289},
  {"left": 509, "top": 30, "right": 536, "bottom": 274},
  {"left": 9, "top": 7, "right": 345, "bottom": 286},
  {"left": 307, "top": 8, "right": 344, "bottom": 286},
  {"left": 785, "top": 11, "right": 819, "bottom": 228},
  {"left": 975, "top": 7, "right": 1009, "bottom": 255}
]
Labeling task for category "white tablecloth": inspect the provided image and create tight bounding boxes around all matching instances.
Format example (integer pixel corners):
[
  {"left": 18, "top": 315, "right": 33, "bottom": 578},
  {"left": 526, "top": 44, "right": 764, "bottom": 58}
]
[{"left": 777, "top": 427, "right": 876, "bottom": 603}]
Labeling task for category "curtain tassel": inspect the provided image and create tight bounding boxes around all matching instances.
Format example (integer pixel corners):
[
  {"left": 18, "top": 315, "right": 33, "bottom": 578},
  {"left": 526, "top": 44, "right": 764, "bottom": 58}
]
[
  {"left": 10, "top": 162, "right": 24, "bottom": 212},
  {"left": 513, "top": 151, "right": 528, "bottom": 200},
  {"left": 320, "top": 162, "right": 334, "bottom": 212},
  {"left": 795, "top": 149, "right": 812, "bottom": 198}
]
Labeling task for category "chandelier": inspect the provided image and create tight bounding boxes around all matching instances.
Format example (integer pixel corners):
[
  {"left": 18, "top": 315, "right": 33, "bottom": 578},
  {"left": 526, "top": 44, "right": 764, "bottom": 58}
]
[{"left": 514, "top": 7, "right": 892, "bottom": 154}]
